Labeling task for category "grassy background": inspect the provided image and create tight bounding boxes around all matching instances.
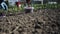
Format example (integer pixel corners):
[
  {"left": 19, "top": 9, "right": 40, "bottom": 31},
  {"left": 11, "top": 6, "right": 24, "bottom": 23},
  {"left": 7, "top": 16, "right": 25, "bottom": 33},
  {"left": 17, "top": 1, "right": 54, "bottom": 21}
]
[
  {"left": 0, "top": 4, "right": 60, "bottom": 14},
  {"left": 8, "top": 4, "right": 60, "bottom": 11}
]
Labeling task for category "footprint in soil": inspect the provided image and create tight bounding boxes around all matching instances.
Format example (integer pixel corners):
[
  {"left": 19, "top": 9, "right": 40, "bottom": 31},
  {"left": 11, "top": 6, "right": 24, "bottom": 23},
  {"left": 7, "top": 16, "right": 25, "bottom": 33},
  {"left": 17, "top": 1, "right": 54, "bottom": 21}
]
[
  {"left": 11, "top": 32, "right": 14, "bottom": 34},
  {"left": 0, "top": 28, "right": 2, "bottom": 32},
  {"left": 34, "top": 20, "right": 43, "bottom": 29},
  {"left": 32, "top": 31, "right": 39, "bottom": 34},
  {"left": 35, "top": 25, "right": 41, "bottom": 29}
]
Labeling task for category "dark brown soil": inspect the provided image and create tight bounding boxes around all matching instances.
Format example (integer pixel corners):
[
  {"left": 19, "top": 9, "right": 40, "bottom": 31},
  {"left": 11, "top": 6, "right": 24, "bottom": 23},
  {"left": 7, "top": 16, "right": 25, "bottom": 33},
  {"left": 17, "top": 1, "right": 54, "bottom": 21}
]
[{"left": 0, "top": 9, "right": 60, "bottom": 34}]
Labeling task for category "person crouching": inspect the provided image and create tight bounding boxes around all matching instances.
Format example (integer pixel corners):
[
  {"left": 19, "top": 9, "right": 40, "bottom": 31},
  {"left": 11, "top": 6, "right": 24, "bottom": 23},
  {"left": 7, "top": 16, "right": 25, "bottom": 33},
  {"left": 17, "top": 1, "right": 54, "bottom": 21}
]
[{"left": 24, "top": 5, "right": 34, "bottom": 13}]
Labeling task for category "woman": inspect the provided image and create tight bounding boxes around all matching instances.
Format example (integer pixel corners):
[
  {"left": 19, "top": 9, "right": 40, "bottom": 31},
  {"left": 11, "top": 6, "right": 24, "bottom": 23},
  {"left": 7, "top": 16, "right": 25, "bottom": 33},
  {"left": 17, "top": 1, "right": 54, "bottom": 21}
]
[{"left": 26, "top": 0, "right": 31, "bottom": 6}]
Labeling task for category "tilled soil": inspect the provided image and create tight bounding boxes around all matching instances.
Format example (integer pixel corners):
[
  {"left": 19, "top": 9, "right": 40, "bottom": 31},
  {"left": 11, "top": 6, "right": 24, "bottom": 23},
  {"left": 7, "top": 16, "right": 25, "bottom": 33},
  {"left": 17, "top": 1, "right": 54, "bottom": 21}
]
[{"left": 0, "top": 9, "right": 60, "bottom": 34}]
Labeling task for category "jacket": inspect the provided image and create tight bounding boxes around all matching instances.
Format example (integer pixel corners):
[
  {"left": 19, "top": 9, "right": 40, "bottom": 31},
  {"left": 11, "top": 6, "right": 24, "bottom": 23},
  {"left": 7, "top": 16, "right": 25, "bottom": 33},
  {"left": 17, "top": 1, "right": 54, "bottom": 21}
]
[{"left": 0, "top": 0, "right": 4, "bottom": 4}]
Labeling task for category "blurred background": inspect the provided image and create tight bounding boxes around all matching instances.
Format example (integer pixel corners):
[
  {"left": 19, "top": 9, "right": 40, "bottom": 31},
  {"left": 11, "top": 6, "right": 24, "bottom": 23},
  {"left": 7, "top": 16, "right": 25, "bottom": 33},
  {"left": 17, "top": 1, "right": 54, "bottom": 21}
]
[{"left": 4, "top": 0, "right": 60, "bottom": 10}]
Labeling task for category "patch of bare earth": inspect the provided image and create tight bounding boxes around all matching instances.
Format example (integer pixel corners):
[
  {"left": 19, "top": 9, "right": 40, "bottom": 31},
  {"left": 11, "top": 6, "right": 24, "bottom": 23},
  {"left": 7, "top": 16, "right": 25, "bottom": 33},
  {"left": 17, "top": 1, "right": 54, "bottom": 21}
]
[{"left": 0, "top": 9, "right": 60, "bottom": 34}]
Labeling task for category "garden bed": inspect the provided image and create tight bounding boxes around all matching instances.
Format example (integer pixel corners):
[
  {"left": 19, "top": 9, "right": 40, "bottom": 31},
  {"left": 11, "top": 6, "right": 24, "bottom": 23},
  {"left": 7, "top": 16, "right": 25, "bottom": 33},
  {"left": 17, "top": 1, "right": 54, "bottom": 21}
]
[{"left": 0, "top": 9, "right": 60, "bottom": 34}]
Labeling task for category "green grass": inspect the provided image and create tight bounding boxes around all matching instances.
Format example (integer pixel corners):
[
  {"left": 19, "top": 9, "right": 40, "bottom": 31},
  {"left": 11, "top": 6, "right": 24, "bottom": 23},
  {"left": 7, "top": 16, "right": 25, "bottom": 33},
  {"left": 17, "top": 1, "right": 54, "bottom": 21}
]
[
  {"left": 33, "top": 4, "right": 60, "bottom": 9},
  {"left": 0, "top": 4, "right": 60, "bottom": 12},
  {"left": 0, "top": 4, "right": 60, "bottom": 15}
]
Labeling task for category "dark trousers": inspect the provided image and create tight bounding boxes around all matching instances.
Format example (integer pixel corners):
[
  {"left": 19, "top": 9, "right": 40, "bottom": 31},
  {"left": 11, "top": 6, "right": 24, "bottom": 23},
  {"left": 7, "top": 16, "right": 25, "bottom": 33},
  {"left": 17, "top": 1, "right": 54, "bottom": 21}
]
[{"left": 25, "top": 9, "right": 31, "bottom": 13}]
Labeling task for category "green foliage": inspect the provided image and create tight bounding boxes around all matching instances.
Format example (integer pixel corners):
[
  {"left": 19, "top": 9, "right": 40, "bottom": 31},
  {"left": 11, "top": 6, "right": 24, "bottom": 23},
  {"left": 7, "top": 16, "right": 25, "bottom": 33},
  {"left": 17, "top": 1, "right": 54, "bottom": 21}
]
[
  {"left": 0, "top": 4, "right": 60, "bottom": 13},
  {"left": 33, "top": 4, "right": 60, "bottom": 9},
  {"left": 0, "top": 4, "right": 60, "bottom": 15}
]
